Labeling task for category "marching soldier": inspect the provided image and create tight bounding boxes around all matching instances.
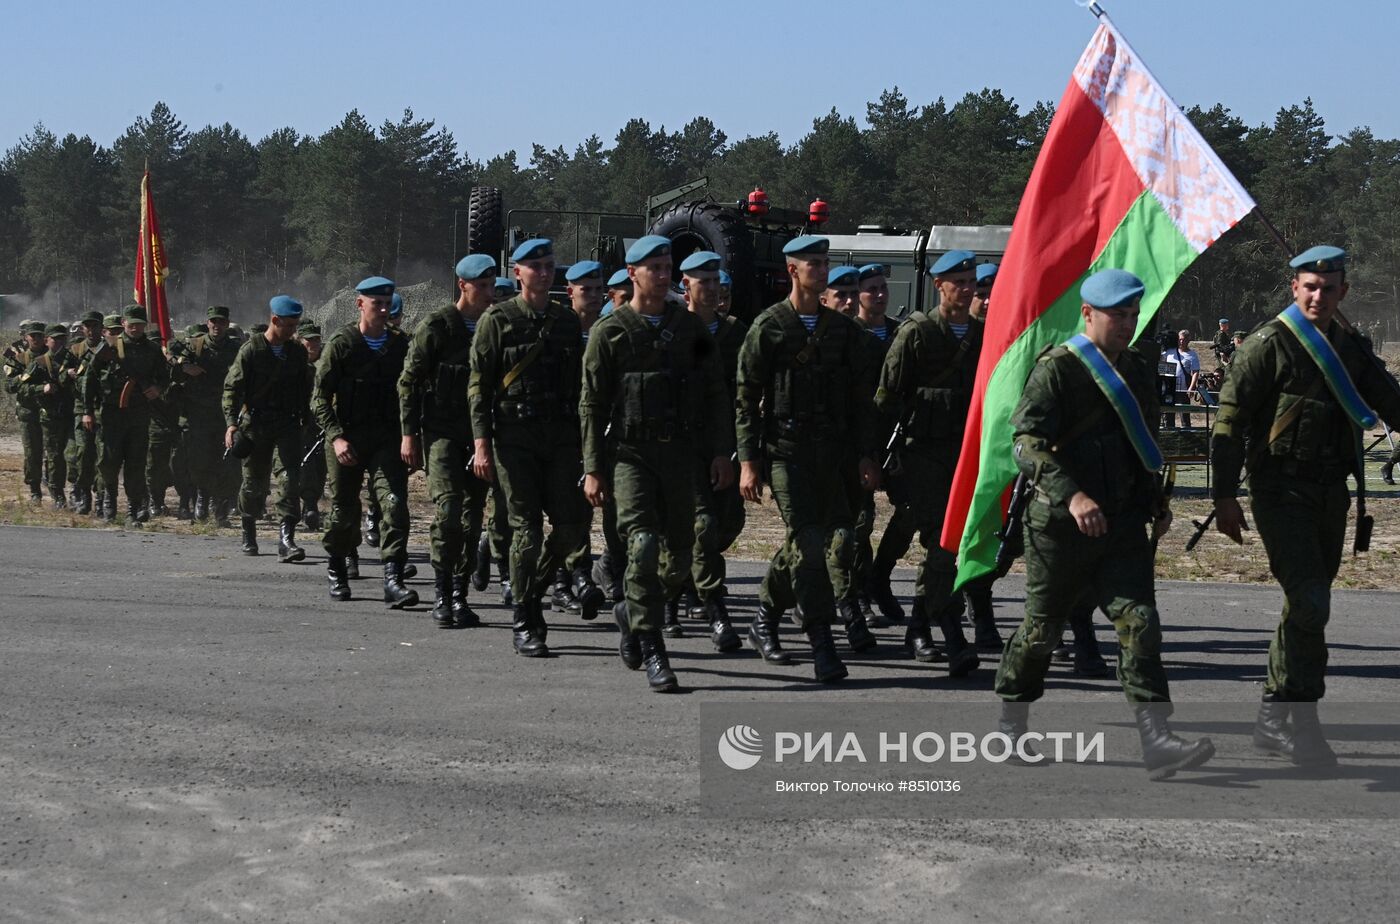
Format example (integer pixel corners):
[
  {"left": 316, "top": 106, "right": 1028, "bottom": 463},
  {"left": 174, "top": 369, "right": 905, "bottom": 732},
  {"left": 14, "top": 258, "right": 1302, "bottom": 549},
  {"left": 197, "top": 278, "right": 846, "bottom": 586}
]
[
  {"left": 5, "top": 320, "right": 48, "bottom": 502},
  {"left": 591, "top": 266, "right": 635, "bottom": 601},
  {"left": 361, "top": 292, "right": 412, "bottom": 548},
  {"left": 313, "top": 277, "right": 419, "bottom": 608},
  {"left": 295, "top": 322, "right": 327, "bottom": 529},
  {"left": 65, "top": 311, "right": 105, "bottom": 513},
  {"left": 16, "top": 324, "right": 77, "bottom": 507},
  {"left": 145, "top": 330, "right": 186, "bottom": 519},
  {"left": 178, "top": 306, "right": 241, "bottom": 526},
  {"left": 224, "top": 296, "right": 311, "bottom": 561},
  {"left": 996, "top": 269, "right": 1213, "bottom": 781},
  {"left": 736, "top": 236, "right": 880, "bottom": 683},
  {"left": 1212, "top": 246, "right": 1400, "bottom": 768},
  {"left": 398, "top": 254, "right": 496, "bottom": 629},
  {"left": 469, "top": 238, "right": 591, "bottom": 657},
  {"left": 581, "top": 236, "right": 733, "bottom": 692},
  {"left": 962, "top": 261, "right": 1005, "bottom": 650}
]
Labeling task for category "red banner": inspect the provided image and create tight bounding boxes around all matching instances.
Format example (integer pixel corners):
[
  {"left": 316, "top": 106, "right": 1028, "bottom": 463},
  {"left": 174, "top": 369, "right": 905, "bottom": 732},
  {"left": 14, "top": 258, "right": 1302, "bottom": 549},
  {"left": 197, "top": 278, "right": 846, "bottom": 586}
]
[{"left": 133, "top": 169, "right": 172, "bottom": 344}]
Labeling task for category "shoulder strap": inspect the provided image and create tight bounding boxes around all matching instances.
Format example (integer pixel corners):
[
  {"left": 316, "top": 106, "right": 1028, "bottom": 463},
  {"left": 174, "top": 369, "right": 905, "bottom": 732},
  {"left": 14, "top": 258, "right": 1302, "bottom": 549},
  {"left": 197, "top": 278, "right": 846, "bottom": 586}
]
[
  {"left": 501, "top": 314, "right": 558, "bottom": 390},
  {"left": 923, "top": 318, "right": 980, "bottom": 388},
  {"left": 794, "top": 309, "right": 835, "bottom": 365}
]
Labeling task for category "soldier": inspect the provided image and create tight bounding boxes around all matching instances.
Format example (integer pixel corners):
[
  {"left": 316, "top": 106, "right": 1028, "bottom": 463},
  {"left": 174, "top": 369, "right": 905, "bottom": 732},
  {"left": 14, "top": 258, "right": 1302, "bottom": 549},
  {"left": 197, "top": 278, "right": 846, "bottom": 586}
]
[
  {"left": 736, "top": 235, "right": 880, "bottom": 683},
  {"left": 398, "top": 254, "right": 496, "bottom": 629},
  {"left": 601, "top": 267, "right": 632, "bottom": 319},
  {"left": 590, "top": 266, "right": 637, "bottom": 599},
  {"left": 469, "top": 238, "right": 590, "bottom": 657},
  {"left": 165, "top": 323, "right": 208, "bottom": 518},
  {"left": 313, "top": 277, "right": 419, "bottom": 608},
  {"left": 362, "top": 292, "right": 412, "bottom": 548},
  {"left": 473, "top": 278, "right": 518, "bottom": 601},
  {"left": 996, "top": 269, "right": 1213, "bottom": 781},
  {"left": 874, "top": 251, "right": 984, "bottom": 675},
  {"left": 581, "top": 236, "right": 733, "bottom": 692},
  {"left": 1212, "top": 246, "right": 1400, "bottom": 768},
  {"left": 717, "top": 270, "right": 733, "bottom": 319},
  {"left": 178, "top": 306, "right": 241, "bottom": 526},
  {"left": 65, "top": 311, "right": 106, "bottom": 513},
  {"left": 83, "top": 306, "right": 170, "bottom": 524},
  {"left": 1211, "top": 317, "right": 1233, "bottom": 363},
  {"left": 822, "top": 264, "right": 861, "bottom": 317},
  {"left": 296, "top": 322, "right": 327, "bottom": 529},
  {"left": 866, "top": 265, "right": 914, "bottom": 628},
  {"left": 16, "top": 324, "right": 77, "bottom": 506},
  {"left": 4, "top": 320, "right": 48, "bottom": 502},
  {"left": 145, "top": 327, "right": 186, "bottom": 519},
  {"left": 224, "top": 296, "right": 311, "bottom": 561},
  {"left": 961, "top": 261, "right": 1004, "bottom": 650}
]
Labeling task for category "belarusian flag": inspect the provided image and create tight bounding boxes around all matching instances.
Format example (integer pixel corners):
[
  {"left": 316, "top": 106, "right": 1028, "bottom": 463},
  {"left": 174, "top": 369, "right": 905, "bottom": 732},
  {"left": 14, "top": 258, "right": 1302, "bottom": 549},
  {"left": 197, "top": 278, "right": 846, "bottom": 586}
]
[{"left": 941, "top": 19, "right": 1255, "bottom": 586}]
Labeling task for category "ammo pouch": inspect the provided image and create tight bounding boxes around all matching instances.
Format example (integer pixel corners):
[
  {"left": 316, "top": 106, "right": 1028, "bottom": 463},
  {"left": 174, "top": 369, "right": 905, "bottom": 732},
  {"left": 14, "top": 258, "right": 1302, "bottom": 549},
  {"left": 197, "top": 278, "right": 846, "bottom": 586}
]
[
  {"left": 905, "top": 385, "right": 961, "bottom": 440},
  {"left": 616, "top": 370, "right": 692, "bottom": 441},
  {"left": 767, "top": 363, "right": 848, "bottom": 443},
  {"left": 431, "top": 361, "right": 471, "bottom": 417},
  {"left": 337, "top": 377, "right": 397, "bottom": 429}
]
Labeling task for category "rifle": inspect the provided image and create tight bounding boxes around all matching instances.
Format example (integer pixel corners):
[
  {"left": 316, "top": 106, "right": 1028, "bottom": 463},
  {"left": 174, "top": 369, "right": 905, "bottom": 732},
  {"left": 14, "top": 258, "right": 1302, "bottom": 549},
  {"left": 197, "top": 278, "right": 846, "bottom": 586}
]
[
  {"left": 1185, "top": 507, "right": 1252, "bottom": 551},
  {"left": 880, "top": 421, "right": 906, "bottom": 476},
  {"left": 302, "top": 429, "right": 327, "bottom": 466},
  {"left": 994, "top": 473, "right": 1033, "bottom": 576}
]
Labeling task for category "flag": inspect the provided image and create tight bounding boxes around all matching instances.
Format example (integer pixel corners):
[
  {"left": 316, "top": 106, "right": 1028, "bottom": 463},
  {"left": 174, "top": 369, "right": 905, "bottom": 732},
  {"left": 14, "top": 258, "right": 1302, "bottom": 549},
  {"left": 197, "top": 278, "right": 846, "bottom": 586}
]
[
  {"left": 134, "top": 168, "right": 173, "bottom": 344},
  {"left": 941, "top": 19, "right": 1256, "bottom": 586}
]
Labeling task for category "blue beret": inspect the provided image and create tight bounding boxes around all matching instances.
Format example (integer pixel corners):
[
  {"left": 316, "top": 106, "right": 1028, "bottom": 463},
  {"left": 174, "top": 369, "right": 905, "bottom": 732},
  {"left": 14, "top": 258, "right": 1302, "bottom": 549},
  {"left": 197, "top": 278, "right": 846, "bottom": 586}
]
[
  {"left": 1080, "top": 268, "right": 1145, "bottom": 309},
  {"left": 782, "top": 235, "right": 829, "bottom": 257},
  {"left": 625, "top": 235, "right": 673, "bottom": 264},
  {"left": 356, "top": 276, "right": 395, "bottom": 296},
  {"left": 719, "top": 270, "right": 733, "bottom": 287},
  {"left": 1290, "top": 245, "right": 1346, "bottom": 273},
  {"left": 827, "top": 265, "right": 859, "bottom": 287},
  {"left": 494, "top": 277, "right": 515, "bottom": 291},
  {"left": 1218, "top": 317, "right": 1229, "bottom": 324},
  {"left": 565, "top": 260, "right": 604, "bottom": 282},
  {"left": 268, "top": 295, "right": 303, "bottom": 318},
  {"left": 976, "top": 262, "right": 999, "bottom": 283},
  {"left": 607, "top": 268, "right": 632, "bottom": 287},
  {"left": 930, "top": 250, "right": 977, "bottom": 276},
  {"left": 389, "top": 293, "right": 404, "bottom": 316},
  {"left": 858, "top": 264, "right": 886, "bottom": 281},
  {"left": 455, "top": 254, "right": 497, "bottom": 281},
  {"left": 679, "top": 250, "right": 722, "bottom": 273},
  {"left": 510, "top": 238, "right": 553, "bottom": 262}
]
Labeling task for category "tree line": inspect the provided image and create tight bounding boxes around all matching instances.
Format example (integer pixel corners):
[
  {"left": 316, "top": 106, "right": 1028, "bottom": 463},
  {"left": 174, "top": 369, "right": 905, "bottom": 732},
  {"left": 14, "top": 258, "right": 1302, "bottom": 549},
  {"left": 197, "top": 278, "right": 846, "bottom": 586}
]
[{"left": 2, "top": 91, "right": 1398, "bottom": 338}]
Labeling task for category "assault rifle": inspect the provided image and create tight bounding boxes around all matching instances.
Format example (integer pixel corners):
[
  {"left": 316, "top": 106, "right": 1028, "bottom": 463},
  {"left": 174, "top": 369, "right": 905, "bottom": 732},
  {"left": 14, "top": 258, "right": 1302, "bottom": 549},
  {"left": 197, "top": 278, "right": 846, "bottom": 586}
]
[{"left": 994, "top": 473, "right": 1032, "bottom": 576}]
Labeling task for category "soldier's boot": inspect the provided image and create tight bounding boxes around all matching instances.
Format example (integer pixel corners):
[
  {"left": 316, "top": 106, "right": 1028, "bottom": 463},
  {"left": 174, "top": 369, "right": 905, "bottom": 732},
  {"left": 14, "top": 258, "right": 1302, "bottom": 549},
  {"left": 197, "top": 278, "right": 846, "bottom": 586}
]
[
  {"left": 857, "top": 591, "right": 877, "bottom": 624},
  {"left": 240, "top": 517, "right": 259, "bottom": 555},
  {"left": 76, "top": 488, "right": 93, "bottom": 516},
  {"left": 532, "top": 597, "right": 549, "bottom": 644},
  {"left": 683, "top": 582, "right": 704, "bottom": 620},
  {"left": 383, "top": 561, "right": 419, "bottom": 610},
  {"left": 102, "top": 489, "right": 117, "bottom": 523},
  {"left": 471, "top": 534, "right": 492, "bottom": 591},
  {"left": 277, "top": 517, "right": 306, "bottom": 563},
  {"left": 639, "top": 631, "right": 680, "bottom": 693},
  {"left": 867, "top": 566, "right": 905, "bottom": 628},
  {"left": 902, "top": 598, "right": 942, "bottom": 663},
  {"left": 1252, "top": 693, "right": 1294, "bottom": 758},
  {"left": 614, "top": 601, "right": 642, "bottom": 670},
  {"left": 431, "top": 568, "right": 455, "bottom": 629},
  {"left": 1070, "top": 611, "right": 1110, "bottom": 677},
  {"left": 302, "top": 506, "right": 321, "bottom": 531},
  {"left": 214, "top": 499, "right": 232, "bottom": 528},
  {"left": 968, "top": 590, "right": 1003, "bottom": 651},
  {"left": 127, "top": 504, "right": 145, "bottom": 526},
  {"left": 748, "top": 602, "right": 793, "bottom": 665},
  {"left": 176, "top": 494, "right": 192, "bottom": 520},
  {"left": 1382, "top": 462, "right": 1396, "bottom": 486},
  {"left": 148, "top": 492, "right": 167, "bottom": 519},
  {"left": 346, "top": 548, "right": 361, "bottom": 580},
  {"left": 806, "top": 624, "right": 849, "bottom": 684},
  {"left": 402, "top": 561, "right": 418, "bottom": 579},
  {"left": 364, "top": 511, "right": 381, "bottom": 548},
  {"left": 327, "top": 557, "right": 352, "bottom": 601},
  {"left": 705, "top": 596, "right": 742, "bottom": 652},
  {"left": 69, "top": 485, "right": 82, "bottom": 509},
  {"left": 193, "top": 491, "right": 209, "bottom": 522},
  {"left": 548, "top": 567, "right": 573, "bottom": 612},
  {"left": 570, "top": 568, "right": 605, "bottom": 621},
  {"left": 451, "top": 575, "right": 480, "bottom": 627},
  {"left": 1134, "top": 705, "right": 1216, "bottom": 781},
  {"left": 838, "top": 598, "right": 877, "bottom": 653},
  {"left": 998, "top": 702, "right": 1042, "bottom": 763},
  {"left": 934, "top": 599, "right": 980, "bottom": 678},
  {"left": 662, "top": 598, "right": 686, "bottom": 638},
  {"left": 512, "top": 603, "right": 548, "bottom": 658},
  {"left": 28, "top": 485, "right": 43, "bottom": 504},
  {"left": 134, "top": 500, "right": 151, "bottom": 523},
  {"left": 1286, "top": 701, "right": 1339, "bottom": 770}
]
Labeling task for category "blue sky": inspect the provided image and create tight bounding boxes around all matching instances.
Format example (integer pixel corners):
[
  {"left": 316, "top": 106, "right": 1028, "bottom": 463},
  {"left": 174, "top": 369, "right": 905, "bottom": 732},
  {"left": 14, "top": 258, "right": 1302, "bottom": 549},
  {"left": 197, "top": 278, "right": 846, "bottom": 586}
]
[{"left": 6, "top": 0, "right": 1398, "bottom": 158}]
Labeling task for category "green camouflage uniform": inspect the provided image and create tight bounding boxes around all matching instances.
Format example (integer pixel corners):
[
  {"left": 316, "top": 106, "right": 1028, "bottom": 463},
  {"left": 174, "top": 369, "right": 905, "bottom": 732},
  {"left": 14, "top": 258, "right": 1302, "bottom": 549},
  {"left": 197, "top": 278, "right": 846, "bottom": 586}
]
[
  {"left": 690, "top": 314, "right": 748, "bottom": 602},
  {"left": 65, "top": 337, "right": 104, "bottom": 502},
  {"left": 1212, "top": 317, "right": 1400, "bottom": 702},
  {"left": 736, "top": 300, "right": 877, "bottom": 628},
  {"left": 581, "top": 303, "right": 731, "bottom": 632},
  {"left": 295, "top": 352, "right": 326, "bottom": 518},
  {"left": 4, "top": 342, "right": 43, "bottom": 497},
  {"left": 994, "top": 342, "right": 1170, "bottom": 704},
  {"left": 145, "top": 346, "right": 186, "bottom": 513},
  {"left": 174, "top": 332, "right": 241, "bottom": 509},
  {"left": 17, "top": 346, "right": 77, "bottom": 502},
  {"left": 224, "top": 334, "right": 311, "bottom": 521},
  {"left": 84, "top": 332, "right": 170, "bottom": 517}
]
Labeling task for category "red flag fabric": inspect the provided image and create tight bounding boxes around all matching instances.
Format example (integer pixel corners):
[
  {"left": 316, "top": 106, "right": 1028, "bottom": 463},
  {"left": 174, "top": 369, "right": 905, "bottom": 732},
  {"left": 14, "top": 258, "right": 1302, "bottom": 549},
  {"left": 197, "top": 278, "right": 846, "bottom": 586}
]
[{"left": 134, "top": 169, "right": 173, "bottom": 344}]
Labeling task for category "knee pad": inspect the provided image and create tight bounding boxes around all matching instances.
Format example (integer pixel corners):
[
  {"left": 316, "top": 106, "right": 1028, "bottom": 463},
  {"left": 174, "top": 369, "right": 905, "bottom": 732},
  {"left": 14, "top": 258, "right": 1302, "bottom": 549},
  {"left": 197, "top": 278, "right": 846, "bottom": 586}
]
[
  {"left": 628, "top": 530, "right": 661, "bottom": 574},
  {"left": 1114, "top": 604, "right": 1162, "bottom": 659}
]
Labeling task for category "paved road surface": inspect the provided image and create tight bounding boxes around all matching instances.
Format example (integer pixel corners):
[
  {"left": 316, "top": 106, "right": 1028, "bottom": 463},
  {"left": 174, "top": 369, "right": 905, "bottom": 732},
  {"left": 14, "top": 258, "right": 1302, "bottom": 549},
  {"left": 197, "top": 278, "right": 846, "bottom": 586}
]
[{"left": 2, "top": 525, "right": 1398, "bottom": 922}]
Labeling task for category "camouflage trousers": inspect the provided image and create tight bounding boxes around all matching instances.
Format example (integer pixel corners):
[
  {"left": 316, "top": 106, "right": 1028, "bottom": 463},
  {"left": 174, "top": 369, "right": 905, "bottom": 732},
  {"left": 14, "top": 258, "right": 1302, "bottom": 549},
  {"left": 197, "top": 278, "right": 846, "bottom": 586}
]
[
  {"left": 40, "top": 417, "right": 70, "bottom": 499},
  {"left": 492, "top": 426, "right": 591, "bottom": 604},
  {"left": 757, "top": 445, "right": 854, "bottom": 629},
  {"left": 66, "top": 414, "right": 99, "bottom": 493},
  {"left": 613, "top": 441, "right": 697, "bottom": 633},
  {"left": 323, "top": 435, "right": 410, "bottom": 562},
  {"left": 691, "top": 458, "right": 744, "bottom": 601},
  {"left": 425, "top": 435, "right": 489, "bottom": 574},
  {"left": 239, "top": 425, "right": 303, "bottom": 521}
]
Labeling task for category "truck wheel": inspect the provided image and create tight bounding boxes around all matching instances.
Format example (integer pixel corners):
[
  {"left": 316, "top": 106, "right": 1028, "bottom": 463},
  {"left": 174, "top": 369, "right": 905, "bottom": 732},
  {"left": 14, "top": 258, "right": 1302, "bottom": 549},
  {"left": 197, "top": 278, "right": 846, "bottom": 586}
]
[
  {"left": 649, "top": 201, "right": 757, "bottom": 317},
  {"left": 466, "top": 186, "right": 504, "bottom": 260}
]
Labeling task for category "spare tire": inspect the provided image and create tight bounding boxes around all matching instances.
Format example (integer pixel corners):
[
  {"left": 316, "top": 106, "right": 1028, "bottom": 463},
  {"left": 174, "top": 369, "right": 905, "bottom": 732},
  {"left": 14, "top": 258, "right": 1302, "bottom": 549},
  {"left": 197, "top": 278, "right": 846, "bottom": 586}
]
[
  {"left": 466, "top": 186, "right": 504, "bottom": 260},
  {"left": 649, "top": 201, "right": 757, "bottom": 320}
]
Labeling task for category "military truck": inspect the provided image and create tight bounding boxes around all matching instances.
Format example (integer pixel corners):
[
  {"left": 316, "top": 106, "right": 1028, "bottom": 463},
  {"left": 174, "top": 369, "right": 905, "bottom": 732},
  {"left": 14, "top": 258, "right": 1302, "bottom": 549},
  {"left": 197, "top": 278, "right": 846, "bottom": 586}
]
[{"left": 458, "top": 178, "right": 1009, "bottom": 321}]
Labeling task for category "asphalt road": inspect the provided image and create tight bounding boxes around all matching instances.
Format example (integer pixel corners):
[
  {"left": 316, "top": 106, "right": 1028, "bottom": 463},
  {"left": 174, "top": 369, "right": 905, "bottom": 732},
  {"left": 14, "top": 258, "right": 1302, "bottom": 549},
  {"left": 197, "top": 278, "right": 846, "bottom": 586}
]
[{"left": 3, "top": 524, "right": 1399, "bottom": 923}]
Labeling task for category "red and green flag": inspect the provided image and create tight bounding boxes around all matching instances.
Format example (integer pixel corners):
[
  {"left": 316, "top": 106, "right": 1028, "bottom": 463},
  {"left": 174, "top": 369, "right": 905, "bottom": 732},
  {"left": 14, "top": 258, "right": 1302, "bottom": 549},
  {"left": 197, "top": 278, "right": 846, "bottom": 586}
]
[
  {"left": 134, "top": 167, "right": 173, "bottom": 344},
  {"left": 941, "top": 18, "right": 1256, "bottom": 587}
]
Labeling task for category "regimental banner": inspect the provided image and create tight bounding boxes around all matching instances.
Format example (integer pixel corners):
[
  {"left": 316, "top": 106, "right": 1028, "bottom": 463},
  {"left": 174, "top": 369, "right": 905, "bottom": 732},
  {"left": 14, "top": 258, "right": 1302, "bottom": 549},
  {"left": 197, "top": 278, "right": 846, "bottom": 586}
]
[
  {"left": 941, "top": 19, "right": 1256, "bottom": 587},
  {"left": 134, "top": 168, "right": 173, "bottom": 344}
]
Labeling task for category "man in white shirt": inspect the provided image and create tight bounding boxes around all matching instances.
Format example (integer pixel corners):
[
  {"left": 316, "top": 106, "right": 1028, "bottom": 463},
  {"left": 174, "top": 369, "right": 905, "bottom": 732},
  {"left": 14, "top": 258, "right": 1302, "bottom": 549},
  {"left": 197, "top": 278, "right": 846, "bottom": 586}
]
[{"left": 1160, "top": 329, "right": 1200, "bottom": 428}]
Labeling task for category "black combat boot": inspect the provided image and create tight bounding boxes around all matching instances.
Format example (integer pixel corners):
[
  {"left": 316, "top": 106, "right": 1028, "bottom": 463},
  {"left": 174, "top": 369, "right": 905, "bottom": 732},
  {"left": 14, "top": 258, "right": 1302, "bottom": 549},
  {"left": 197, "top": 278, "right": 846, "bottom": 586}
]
[
  {"left": 451, "top": 574, "right": 480, "bottom": 627},
  {"left": 662, "top": 597, "right": 686, "bottom": 638},
  {"left": 76, "top": 488, "right": 93, "bottom": 516},
  {"left": 594, "top": 551, "right": 623, "bottom": 604},
  {"left": 1287, "top": 701, "right": 1339, "bottom": 770},
  {"left": 932, "top": 597, "right": 981, "bottom": 678},
  {"left": 570, "top": 568, "right": 605, "bottom": 621},
  {"left": 512, "top": 603, "right": 548, "bottom": 657},
  {"left": 302, "top": 505, "right": 321, "bottom": 531},
  {"left": 148, "top": 492, "right": 167, "bottom": 519},
  {"left": 1134, "top": 704, "right": 1215, "bottom": 781},
  {"left": 127, "top": 504, "right": 145, "bottom": 526},
  {"left": 1382, "top": 461, "right": 1396, "bottom": 486},
  {"left": 102, "top": 489, "right": 117, "bottom": 523},
  {"left": 903, "top": 598, "right": 942, "bottom": 663},
  {"left": 531, "top": 597, "right": 549, "bottom": 644},
  {"left": 471, "top": 534, "right": 492, "bottom": 591},
  {"left": 867, "top": 563, "right": 905, "bottom": 627},
  {"left": 683, "top": 583, "right": 704, "bottom": 620},
  {"left": 327, "top": 556, "right": 352, "bottom": 601},
  {"left": 806, "top": 623, "right": 849, "bottom": 684},
  {"left": 213, "top": 498, "right": 231, "bottom": 528},
  {"left": 838, "top": 598, "right": 877, "bottom": 653},
  {"left": 705, "top": 596, "right": 742, "bottom": 652},
  {"left": 431, "top": 568, "right": 455, "bottom": 629},
  {"left": 363, "top": 511, "right": 381, "bottom": 548},
  {"left": 28, "top": 487, "right": 43, "bottom": 504},
  {"left": 548, "top": 567, "right": 574, "bottom": 612},
  {"left": 998, "top": 702, "right": 1042, "bottom": 763},
  {"left": 639, "top": 631, "right": 679, "bottom": 693},
  {"left": 614, "top": 601, "right": 642, "bottom": 670},
  {"left": 748, "top": 601, "right": 793, "bottom": 665},
  {"left": 240, "top": 516, "right": 259, "bottom": 555},
  {"left": 383, "top": 560, "right": 419, "bottom": 610},
  {"left": 1070, "top": 610, "right": 1110, "bottom": 677},
  {"left": 68, "top": 485, "right": 81, "bottom": 510},
  {"left": 346, "top": 548, "right": 361, "bottom": 579},
  {"left": 499, "top": 572, "right": 513, "bottom": 605},
  {"left": 193, "top": 491, "right": 209, "bottom": 521},
  {"left": 278, "top": 517, "right": 306, "bottom": 563},
  {"left": 1252, "top": 693, "right": 1293, "bottom": 758},
  {"left": 967, "top": 586, "right": 1003, "bottom": 651},
  {"left": 176, "top": 494, "right": 192, "bottom": 520}
]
